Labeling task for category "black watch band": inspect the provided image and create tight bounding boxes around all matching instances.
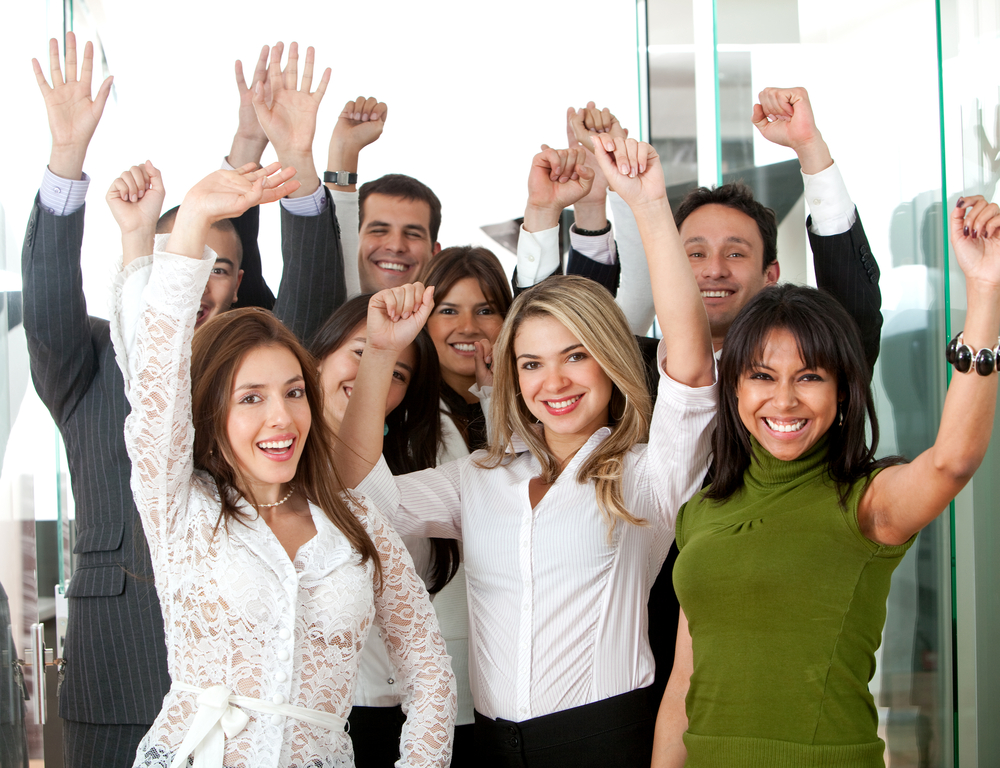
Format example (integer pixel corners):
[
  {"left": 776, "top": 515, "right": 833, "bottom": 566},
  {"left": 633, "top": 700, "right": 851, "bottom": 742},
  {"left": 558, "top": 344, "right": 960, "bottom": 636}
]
[{"left": 324, "top": 171, "right": 359, "bottom": 186}]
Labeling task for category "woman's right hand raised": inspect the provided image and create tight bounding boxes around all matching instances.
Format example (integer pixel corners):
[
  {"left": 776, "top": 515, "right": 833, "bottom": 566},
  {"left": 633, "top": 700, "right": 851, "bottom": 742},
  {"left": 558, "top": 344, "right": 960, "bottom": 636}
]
[
  {"left": 366, "top": 282, "right": 435, "bottom": 354},
  {"left": 180, "top": 161, "right": 300, "bottom": 224},
  {"left": 589, "top": 136, "right": 666, "bottom": 212}
]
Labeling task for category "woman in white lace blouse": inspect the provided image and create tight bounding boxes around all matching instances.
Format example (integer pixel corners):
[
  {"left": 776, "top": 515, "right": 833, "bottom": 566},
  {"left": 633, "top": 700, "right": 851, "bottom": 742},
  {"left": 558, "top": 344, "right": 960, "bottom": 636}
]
[{"left": 109, "top": 163, "right": 455, "bottom": 768}]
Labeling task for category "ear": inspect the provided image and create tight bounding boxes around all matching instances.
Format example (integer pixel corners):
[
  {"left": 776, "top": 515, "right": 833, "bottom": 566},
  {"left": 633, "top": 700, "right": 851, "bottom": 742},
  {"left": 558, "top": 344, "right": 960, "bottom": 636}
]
[
  {"left": 232, "top": 269, "right": 244, "bottom": 303},
  {"left": 764, "top": 260, "right": 780, "bottom": 285},
  {"left": 432, "top": 241, "right": 442, "bottom": 256}
]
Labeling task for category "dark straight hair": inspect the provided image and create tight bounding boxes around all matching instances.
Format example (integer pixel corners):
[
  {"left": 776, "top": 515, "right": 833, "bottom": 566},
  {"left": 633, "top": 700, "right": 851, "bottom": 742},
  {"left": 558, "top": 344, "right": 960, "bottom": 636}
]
[
  {"left": 707, "top": 284, "right": 903, "bottom": 504},
  {"left": 309, "top": 295, "right": 458, "bottom": 593}
]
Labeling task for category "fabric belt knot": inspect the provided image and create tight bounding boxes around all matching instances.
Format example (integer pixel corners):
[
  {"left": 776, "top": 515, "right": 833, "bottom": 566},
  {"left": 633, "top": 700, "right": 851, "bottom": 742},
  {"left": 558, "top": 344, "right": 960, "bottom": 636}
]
[{"left": 169, "top": 682, "right": 347, "bottom": 768}]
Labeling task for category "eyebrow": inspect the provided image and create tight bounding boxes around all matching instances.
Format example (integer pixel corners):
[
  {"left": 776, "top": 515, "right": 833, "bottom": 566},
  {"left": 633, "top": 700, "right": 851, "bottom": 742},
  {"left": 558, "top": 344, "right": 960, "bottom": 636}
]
[
  {"left": 437, "top": 301, "right": 492, "bottom": 309},
  {"left": 516, "top": 343, "right": 584, "bottom": 361},
  {"left": 235, "top": 374, "right": 305, "bottom": 392},
  {"left": 684, "top": 235, "right": 755, "bottom": 248},
  {"left": 396, "top": 360, "right": 414, "bottom": 374},
  {"left": 213, "top": 258, "right": 236, "bottom": 269}
]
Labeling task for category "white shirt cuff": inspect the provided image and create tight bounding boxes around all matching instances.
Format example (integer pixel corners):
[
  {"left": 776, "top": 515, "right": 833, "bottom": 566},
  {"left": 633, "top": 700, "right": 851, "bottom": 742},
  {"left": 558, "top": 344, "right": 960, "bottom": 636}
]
[
  {"left": 280, "top": 184, "right": 328, "bottom": 216},
  {"left": 569, "top": 224, "right": 617, "bottom": 265},
  {"left": 802, "top": 161, "right": 857, "bottom": 236},
  {"left": 515, "top": 225, "right": 561, "bottom": 287},
  {"left": 39, "top": 168, "right": 90, "bottom": 216}
]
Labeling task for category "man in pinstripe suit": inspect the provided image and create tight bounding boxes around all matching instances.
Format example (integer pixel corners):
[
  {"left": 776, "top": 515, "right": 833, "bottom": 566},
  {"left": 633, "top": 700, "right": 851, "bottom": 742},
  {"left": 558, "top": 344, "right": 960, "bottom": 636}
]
[{"left": 22, "top": 36, "right": 345, "bottom": 767}]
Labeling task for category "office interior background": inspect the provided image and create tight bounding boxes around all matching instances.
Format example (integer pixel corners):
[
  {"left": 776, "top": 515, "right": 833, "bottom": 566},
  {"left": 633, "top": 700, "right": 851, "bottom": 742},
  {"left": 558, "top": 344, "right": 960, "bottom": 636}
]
[{"left": 0, "top": 0, "right": 997, "bottom": 764}]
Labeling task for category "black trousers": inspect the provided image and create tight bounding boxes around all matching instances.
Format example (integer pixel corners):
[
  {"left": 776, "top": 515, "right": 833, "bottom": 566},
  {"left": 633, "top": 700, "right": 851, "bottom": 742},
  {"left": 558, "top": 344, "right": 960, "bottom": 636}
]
[
  {"left": 348, "top": 705, "right": 476, "bottom": 767},
  {"left": 63, "top": 721, "right": 151, "bottom": 768},
  {"left": 473, "top": 687, "right": 655, "bottom": 767}
]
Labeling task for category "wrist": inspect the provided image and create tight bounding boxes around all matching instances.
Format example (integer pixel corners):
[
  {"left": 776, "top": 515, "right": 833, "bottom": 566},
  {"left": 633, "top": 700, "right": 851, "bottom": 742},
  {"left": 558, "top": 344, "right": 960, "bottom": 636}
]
[
  {"left": 573, "top": 200, "right": 609, "bottom": 231},
  {"left": 121, "top": 229, "right": 155, "bottom": 256},
  {"left": 327, "top": 140, "right": 361, "bottom": 173},
  {"left": 278, "top": 151, "right": 319, "bottom": 197},
  {"left": 228, "top": 134, "right": 268, "bottom": 168},
  {"left": 48, "top": 145, "right": 87, "bottom": 181},
  {"left": 795, "top": 136, "right": 834, "bottom": 175},
  {"left": 523, "top": 203, "right": 562, "bottom": 233}
]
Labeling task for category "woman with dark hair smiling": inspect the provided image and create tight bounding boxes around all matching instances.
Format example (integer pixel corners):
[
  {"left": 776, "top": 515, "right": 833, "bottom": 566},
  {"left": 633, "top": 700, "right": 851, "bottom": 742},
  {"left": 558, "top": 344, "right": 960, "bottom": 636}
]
[
  {"left": 109, "top": 162, "right": 455, "bottom": 767},
  {"left": 651, "top": 197, "right": 1000, "bottom": 767}
]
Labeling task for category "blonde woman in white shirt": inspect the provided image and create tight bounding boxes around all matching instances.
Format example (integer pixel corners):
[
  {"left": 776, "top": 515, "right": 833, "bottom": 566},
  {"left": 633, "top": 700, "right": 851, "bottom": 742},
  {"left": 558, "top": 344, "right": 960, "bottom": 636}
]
[
  {"left": 337, "top": 138, "right": 716, "bottom": 767},
  {"left": 109, "top": 162, "right": 455, "bottom": 767}
]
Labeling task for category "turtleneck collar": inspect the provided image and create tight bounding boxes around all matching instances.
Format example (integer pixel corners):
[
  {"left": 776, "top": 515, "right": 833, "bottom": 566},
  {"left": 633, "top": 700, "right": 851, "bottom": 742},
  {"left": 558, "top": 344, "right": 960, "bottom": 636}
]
[{"left": 744, "top": 433, "right": 831, "bottom": 491}]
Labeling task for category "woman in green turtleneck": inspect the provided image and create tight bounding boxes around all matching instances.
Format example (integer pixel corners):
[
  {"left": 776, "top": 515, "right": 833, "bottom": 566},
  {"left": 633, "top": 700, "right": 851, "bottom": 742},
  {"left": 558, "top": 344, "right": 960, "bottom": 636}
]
[{"left": 652, "top": 194, "right": 1000, "bottom": 768}]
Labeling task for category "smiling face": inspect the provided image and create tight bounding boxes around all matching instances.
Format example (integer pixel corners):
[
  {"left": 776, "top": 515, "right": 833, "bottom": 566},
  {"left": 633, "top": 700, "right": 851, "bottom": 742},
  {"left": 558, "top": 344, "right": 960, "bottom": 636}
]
[
  {"left": 736, "top": 327, "right": 840, "bottom": 461},
  {"left": 514, "top": 314, "right": 613, "bottom": 459},
  {"left": 681, "top": 203, "right": 779, "bottom": 350},
  {"left": 426, "top": 276, "right": 504, "bottom": 395},
  {"left": 226, "top": 344, "right": 311, "bottom": 500},
  {"left": 357, "top": 193, "right": 441, "bottom": 292},
  {"left": 317, "top": 321, "right": 417, "bottom": 431},
  {"left": 193, "top": 228, "right": 243, "bottom": 328}
]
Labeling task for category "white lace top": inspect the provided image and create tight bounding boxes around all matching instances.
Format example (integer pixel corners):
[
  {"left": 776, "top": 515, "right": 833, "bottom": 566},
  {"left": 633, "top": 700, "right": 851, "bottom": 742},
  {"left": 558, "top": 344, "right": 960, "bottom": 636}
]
[{"left": 110, "top": 248, "right": 455, "bottom": 767}]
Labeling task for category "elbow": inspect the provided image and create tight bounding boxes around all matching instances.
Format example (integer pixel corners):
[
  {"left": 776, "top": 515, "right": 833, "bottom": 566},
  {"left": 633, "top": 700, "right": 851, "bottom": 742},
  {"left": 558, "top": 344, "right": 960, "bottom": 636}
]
[{"left": 932, "top": 451, "right": 983, "bottom": 488}]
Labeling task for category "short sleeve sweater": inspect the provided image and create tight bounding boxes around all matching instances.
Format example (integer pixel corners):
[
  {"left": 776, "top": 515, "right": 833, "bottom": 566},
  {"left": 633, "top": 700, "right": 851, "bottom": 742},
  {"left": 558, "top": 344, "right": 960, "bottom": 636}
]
[{"left": 673, "top": 435, "right": 914, "bottom": 768}]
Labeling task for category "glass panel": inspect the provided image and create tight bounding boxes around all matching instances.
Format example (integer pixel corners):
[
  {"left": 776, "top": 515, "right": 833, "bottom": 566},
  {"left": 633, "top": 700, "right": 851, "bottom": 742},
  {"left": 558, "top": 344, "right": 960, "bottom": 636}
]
[{"left": 938, "top": 2, "right": 1000, "bottom": 762}]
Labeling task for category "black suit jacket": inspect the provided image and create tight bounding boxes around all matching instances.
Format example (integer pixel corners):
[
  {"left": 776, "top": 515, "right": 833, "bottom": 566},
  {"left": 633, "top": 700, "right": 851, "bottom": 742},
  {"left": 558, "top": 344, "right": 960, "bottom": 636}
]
[{"left": 20, "top": 191, "right": 344, "bottom": 724}]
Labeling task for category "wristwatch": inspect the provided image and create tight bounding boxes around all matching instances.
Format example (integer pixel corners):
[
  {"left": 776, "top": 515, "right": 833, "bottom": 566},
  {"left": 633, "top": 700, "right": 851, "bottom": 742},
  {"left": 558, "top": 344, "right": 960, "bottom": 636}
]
[{"left": 324, "top": 171, "right": 358, "bottom": 186}]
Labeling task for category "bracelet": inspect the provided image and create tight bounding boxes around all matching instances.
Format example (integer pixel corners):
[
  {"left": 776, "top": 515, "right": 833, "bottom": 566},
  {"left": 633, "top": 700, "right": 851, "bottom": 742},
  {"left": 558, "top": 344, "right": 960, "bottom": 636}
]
[
  {"left": 324, "top": 170, "right": 358, "bottom": 186},
  {"left": 572, "top": 222, "right": 612, "bottom": 237},
  {"left": 945, "top": 332, "right": 1000, "bottom": 375}
]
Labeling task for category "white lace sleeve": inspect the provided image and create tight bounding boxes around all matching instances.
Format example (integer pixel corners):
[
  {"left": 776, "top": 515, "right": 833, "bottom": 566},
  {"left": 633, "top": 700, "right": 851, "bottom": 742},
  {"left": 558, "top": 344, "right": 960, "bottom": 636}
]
[
  {"left": 110, "top": 248, "right": 215, "bottom": 561},
  {"left": 363, "top": 500, "right": 457, "bottom": 766}
]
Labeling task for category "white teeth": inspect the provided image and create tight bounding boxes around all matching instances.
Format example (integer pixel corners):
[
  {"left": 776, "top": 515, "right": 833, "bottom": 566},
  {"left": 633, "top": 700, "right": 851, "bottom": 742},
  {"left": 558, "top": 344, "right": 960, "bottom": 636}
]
[
  {"left": 376, "top": 261, "right": 408, "bottom": 272},
  {"left": 701, "top": 290, "right": 732, "bottom": 298},
  {"left": 258, "top": 439, "right": 293, "bottom": 449},
  {"left": 764, "top": 418, "right": 805, "bottom": 433},
  {"left": 451, "top": 343, "right": 475, "bottom": 352},
  {"left": 546, "top": 395, "right": 581, "bottom": 409}
]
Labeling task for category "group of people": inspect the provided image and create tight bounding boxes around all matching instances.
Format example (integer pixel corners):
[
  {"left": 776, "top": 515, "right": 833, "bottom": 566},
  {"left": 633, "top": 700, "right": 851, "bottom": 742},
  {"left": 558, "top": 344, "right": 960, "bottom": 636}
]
[{"left": 20, "top": 33, "right": 1000, "bottom": 768}]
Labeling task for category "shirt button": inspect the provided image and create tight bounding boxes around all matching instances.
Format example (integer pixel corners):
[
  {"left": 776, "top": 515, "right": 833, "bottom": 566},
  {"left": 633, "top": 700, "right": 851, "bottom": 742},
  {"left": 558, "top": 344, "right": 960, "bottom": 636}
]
[
  {"left": 528, "top": 255, "right": 535, "bottom": 262},
  {"left": 387, "top": 678, "right": 395, "bottom": 685},
  {"left": 812, "top": 198, "right": 821, "bottom": 205},
  {"left": 519, "top": 707, "right": 527, "bottom": 716},
  {"left": 278, "top": 628, "right": 290, "bottom": 640},
  {"left": 272, "top": 693, "right": 285, "bottom": 705},
  {"left": 277, "top": 649, "right": 290, "bottom": 661},
  {"left": 275, "top": 671, "right": 287, "bottom": 682},
  {"left": 54, "top": 187, "right": 61, "bottom": 193},
  {"left": 271, "top": 714, "right": 283, "bottom": 726}
]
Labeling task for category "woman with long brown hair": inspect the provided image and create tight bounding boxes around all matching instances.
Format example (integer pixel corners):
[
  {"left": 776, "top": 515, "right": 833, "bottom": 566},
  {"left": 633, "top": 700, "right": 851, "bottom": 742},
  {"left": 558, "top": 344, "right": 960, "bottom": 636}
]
[{"left": 109, "top": 163, "right": 455, "bottom": 767}]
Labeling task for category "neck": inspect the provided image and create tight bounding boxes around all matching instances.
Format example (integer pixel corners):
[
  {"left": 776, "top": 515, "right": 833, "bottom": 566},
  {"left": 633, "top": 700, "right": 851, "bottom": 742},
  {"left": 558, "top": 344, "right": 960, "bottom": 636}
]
[
  {"left": 711, "top": 334, "right": 725, "bottom": 354},
  {"left": 442, "top": 370, "right": 478, "bottom": 404},
  {"left": 251, "top": 481, "right": 293, "bottom": 508}
]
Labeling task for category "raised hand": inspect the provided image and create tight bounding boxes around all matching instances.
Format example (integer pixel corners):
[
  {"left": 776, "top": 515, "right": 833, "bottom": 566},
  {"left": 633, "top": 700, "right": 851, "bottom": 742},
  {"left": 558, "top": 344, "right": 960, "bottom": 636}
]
[
  {"left": 474, "top": 338, "right": 494, "bottom": 389},
  {"left": 589, "top": 136, "right": 664, "bottom": 210},
  {"left": 366, "top": 282, "right": 435, "bottom": 355},
  {"left": 32, "top": 32, "right": 114, "bottom": 180},
  {"left": 228, "top": 44, "right": 272, "bottom": 168},
  {"left": 751, "top": 87, "right": 832, "bottom": 174},
  {"left": 951, "top": 195, "right": 1000, "bottom": 289},
  {"left": 252, "top": 42, "right": 330, "bottom": 196},
  {"left": 523, "top": 145, "right": 595, "bottom": 232},
  {"left": 107, "top": 161, "right": 165, "bottom": 245},
  {"left": 326, "top": 95, "right": 387, "bottom": 193},
  {"left": 567, "top": 102, "right": 628, "bottom": 225}
]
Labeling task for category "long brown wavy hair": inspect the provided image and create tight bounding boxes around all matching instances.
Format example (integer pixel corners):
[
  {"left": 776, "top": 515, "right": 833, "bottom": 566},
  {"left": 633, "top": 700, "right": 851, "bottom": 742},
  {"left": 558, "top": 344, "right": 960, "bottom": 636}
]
[{"left": 191, "top": 307, "right": 380, "bottom": 583}]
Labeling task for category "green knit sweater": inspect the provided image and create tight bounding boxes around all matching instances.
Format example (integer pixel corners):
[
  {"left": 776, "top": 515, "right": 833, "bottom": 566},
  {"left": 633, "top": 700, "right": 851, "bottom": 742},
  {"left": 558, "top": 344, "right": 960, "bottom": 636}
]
[{"left": 673, "top": 436, "right": 914, "bottom": 768}]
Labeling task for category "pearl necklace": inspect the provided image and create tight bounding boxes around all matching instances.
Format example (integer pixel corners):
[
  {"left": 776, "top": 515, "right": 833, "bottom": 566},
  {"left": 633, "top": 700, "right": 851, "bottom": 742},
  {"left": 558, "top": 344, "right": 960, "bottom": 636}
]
[{"left": 254, "top": 485, "right": 295, "bottom": 508}]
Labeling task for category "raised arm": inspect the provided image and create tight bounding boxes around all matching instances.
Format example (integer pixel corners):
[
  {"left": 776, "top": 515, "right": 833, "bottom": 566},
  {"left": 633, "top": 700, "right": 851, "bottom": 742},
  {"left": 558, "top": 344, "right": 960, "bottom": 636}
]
[
  {"left": 591, "top": 138, "right": 714, "bottom": 388},
  {"left": 227, "top": 44, "right": 272, "bottom": 169},
  {"left": 753, "top": 86, "right": 882, "bottom": 368},
  {"left": 23, "top": 33, "right": 113, "bottom": 425},
  {"left": 335, "top": 283, "right": 435, "bottom": 486},
  {"left": 106, "top": 161, "right": 165, "bottom": 266},
  {"left": 366, "top": 504, "right": 456, "bottom": 766},
  {"left": 860, "top": 195, "right": 1000, "bottom": 545},
  {"left": 513, "top": 145, "right": 595, "bottom": 292}
]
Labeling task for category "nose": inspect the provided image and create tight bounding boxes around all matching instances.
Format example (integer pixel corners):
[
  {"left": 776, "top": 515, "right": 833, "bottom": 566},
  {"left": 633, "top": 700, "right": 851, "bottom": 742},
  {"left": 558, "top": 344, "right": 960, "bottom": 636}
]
[
  {"left": 772, "top": 379, "right": 798, "bottom": 409},
  {"left": 383, "top": 229, "right": 406, "bottom": 253},
  {"left": 701, "top": 253, "right": 730, "bottom": 279},
  {"left": 266, "top": 396, "right": 293, "bottom": 428},
  {"left": 543, "top": 364, "right": 570, "bottom": 392}
]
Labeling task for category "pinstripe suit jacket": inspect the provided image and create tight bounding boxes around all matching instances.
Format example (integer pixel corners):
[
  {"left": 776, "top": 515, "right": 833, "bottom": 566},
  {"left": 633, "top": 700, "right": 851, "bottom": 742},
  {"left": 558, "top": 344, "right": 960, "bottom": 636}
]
[{"left": 20, "top": 191, "right": 345, "bottom": 725}]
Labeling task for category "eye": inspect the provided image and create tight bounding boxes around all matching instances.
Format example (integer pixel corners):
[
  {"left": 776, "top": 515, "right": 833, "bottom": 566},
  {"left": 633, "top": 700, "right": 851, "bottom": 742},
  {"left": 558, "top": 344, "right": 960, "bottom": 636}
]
[
  {"left": 520, "top": 361, "right": 539, "bottom": 371},
  {"left": 239, "top": 392, "right": 262, "bottom": 404},
  {"left": 287, "top": 387, "right": 306, "bottom": 399},
  {"left": 212, "top": 266, "right": 230, "bottom": 276},
  {"left": 477, "top": 307, "right": 495, "bottom": 316},
  {"left": 437, "top": 307, "right": 457, "bottom": 315},
  {"left": 748, "top": 371, "right": 772, "bottom": 381},
  {"left": 726, "top": 252, "right": 746, "bottom": 259},
  {"left": 392, "top": 370, "right": 409, "bottom": 383},
  {"left": 799, "top": 372, "right": 824, "bottom": 382},
  {"left": 368, "top": 227, "right": 388, "bottom": 235},
  {"left": 687, "top": 252, "right": 704, "bottom": 259},
  {"left": 568, "top": 352, "right": 588, "bottom": 362}
]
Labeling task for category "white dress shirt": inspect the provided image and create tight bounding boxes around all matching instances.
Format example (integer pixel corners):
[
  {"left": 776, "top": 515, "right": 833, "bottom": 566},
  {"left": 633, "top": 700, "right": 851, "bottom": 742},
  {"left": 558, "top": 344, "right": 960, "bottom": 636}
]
[{"left": 357, "top": 346, "right": 716, "bottom": 722}]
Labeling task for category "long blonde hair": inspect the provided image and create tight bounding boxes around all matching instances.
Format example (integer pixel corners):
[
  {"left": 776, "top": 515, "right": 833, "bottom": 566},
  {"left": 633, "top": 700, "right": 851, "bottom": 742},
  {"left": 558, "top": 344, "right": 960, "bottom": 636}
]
[{"left": 479, "top": 276, "right": 652, "bottom": 535}]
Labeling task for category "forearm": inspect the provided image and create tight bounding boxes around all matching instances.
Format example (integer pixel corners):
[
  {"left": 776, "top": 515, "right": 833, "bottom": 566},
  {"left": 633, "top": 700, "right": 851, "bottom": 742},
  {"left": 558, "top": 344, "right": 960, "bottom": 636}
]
[
  {"left": 227, "top": 132, "right": 268, "bottom": 170},
  {"left": 573, "top": 199, "right": 608, "bottom": 231},
  {"left": 335, "top": 346, "right": 397, "bottom": 486},
  {"left": 277, "top": 149, "right": 319, "bottom": 197},
  {"left": 326, "top": 140, "right": 360, "bottom": 194},
  {"left": 635, "top": 200, "right": 714, "bottom": 387},
  {"left": 651, "top": 609, "right": 692, "bottom": 768},
  {"left": 48, "top": 143, "right": 87, "bottom": 181}
]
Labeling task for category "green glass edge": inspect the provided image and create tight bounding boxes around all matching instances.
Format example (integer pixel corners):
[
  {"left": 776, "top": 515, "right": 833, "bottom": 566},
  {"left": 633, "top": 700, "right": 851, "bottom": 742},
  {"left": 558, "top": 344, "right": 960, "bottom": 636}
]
[
  {"left": 932, "top": 1, "right": 959, "bottom": 765},
  {"left": 636, "top": 0, "right": 647, "bottom": 142},
  {"left": 712, "top": 0, "right": 721, "bottom": 185}
]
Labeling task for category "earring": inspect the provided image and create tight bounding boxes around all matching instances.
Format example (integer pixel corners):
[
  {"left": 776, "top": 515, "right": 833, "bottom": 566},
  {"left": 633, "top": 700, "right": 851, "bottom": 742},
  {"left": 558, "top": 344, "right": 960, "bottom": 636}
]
[
  {"left": 383, "top": 423, "right": 389, "bottom": 436},
  {"left": 837, "top": 403, "right": 845, "bottom": 427}
]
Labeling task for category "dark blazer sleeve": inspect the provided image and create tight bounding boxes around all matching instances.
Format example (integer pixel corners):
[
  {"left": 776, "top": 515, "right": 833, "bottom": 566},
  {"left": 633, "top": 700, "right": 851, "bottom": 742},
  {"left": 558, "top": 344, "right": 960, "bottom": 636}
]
[
  {"left": 230, "top": 204, "right": 275, "bottom": 311},
  {"left": 511, "top": 265, "right": 560, "bottom": 298},
  {"left": 21, "top": 195, "right": 96, "bottom": 425},
  {"left": 809, "top": 209, "right": 882, "bottom": 372},
  {"left": 567, "top": 245, "right": 621, "bottom": 297},
  {"left": 273, "top": 188, "right": 347, "bottom": 343}
]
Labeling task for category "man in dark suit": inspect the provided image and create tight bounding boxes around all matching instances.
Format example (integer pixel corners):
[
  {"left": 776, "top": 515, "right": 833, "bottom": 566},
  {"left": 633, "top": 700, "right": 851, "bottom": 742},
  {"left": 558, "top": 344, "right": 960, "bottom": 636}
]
[
  {"left": 22, "top": 36, "right": 344, "bottom": 767},
  {"left": 510, "top": 88, "right": 882, "bottom": 711}
]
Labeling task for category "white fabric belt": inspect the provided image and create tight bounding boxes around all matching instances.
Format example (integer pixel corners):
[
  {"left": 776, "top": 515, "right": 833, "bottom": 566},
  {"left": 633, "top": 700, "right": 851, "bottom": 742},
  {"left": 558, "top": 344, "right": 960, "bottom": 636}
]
[{"left": 169, "top": 682, "right": 347, "bottom": 768}]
